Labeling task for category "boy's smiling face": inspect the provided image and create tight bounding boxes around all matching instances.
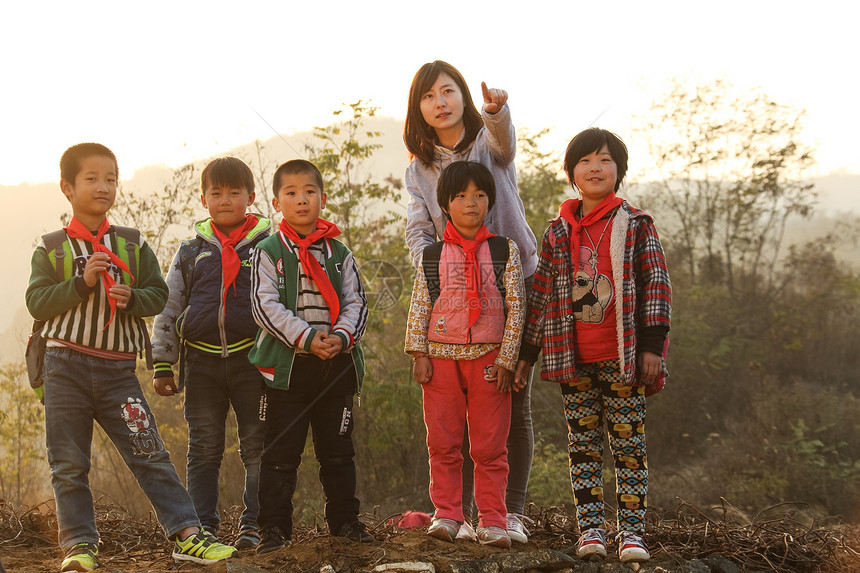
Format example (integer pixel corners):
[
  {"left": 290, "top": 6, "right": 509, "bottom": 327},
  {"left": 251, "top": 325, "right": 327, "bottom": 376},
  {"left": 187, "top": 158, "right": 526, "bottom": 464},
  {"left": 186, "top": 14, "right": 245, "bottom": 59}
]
[
  {"left": 201, "top": 185, "right": 254, "bottom": 235},
  {"left": 273, "top": 171, "right": 326, "bottom": 235},
  {"left": 442, "top": 180, "right": 489, "bottom": 240},
  {"left": 60, "top": 154, "right": 118, "bottom": 229}
]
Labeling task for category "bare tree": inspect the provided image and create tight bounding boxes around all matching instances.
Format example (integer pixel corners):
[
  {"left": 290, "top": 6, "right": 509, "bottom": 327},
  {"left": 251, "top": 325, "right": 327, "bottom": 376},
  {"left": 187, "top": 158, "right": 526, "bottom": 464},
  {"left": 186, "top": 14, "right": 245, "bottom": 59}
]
[{"left": 634, "top": 78, "right": 815, "bottom": 294}]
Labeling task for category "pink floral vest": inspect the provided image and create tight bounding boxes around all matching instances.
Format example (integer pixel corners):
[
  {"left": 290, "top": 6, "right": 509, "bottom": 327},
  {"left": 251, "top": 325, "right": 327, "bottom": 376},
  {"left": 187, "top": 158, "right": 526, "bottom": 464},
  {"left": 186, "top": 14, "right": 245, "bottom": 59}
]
[{"left": 427, "top": 241, "right": 505, "bottom": 344}]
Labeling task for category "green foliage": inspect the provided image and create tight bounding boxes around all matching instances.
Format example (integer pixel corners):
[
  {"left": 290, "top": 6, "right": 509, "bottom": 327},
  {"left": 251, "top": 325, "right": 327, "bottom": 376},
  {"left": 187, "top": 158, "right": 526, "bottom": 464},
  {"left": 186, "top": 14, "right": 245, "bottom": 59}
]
[
  {"left": 305, "top": 101, "right": 404, "bottom": 259},
  {"left": 634, "top": 78, "right": 815, "bottom": 295},
  {"left": 516, "top": 128, "right": 569, "bottom": 241},
  {"left": 526, "top": 437, "right": 572, "bottom": 510},
  {"left": 0, "top": 364, "right": 49, "bottom": 505},
  {"left": 110, "top": 163, "right": 200, "bottom": 273}
]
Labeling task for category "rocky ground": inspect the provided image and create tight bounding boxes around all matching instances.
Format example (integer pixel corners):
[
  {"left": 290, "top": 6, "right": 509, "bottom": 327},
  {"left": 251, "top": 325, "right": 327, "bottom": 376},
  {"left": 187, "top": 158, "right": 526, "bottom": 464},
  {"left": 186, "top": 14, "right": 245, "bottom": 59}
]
[{"left": 1, "top": 501, "right": 858, "bottom": 572}]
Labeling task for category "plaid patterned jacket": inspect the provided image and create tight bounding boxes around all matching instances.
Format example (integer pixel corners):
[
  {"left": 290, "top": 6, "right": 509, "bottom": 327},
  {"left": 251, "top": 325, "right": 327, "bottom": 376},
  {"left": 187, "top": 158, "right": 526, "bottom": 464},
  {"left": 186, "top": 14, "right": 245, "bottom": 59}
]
[{"left": 520, "top": 201, "right": 671, "bottom": 385}]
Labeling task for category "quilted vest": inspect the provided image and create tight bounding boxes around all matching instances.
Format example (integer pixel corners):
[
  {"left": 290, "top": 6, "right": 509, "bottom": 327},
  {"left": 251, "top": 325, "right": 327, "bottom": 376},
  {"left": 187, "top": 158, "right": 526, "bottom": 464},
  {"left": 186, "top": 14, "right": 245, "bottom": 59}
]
[{"left": 427, "top": 241, "right": 505, "bottom": 344}]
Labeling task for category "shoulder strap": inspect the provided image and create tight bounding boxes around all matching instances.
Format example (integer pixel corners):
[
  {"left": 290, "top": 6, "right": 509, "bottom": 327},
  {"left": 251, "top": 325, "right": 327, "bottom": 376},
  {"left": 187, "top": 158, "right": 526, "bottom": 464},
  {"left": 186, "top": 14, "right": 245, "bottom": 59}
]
[
  {"left": 487, "top": 235, "right": 509, "bottom": 301},
  {"left": 178, "top": 237, "right": 205, "bottom": 294},
  {"left": 421, "top": 242, "right": 444, "bottom": 307},
  {"left": 42, "top": 229, "right": 69, "bottom": 283},
  {"left": 113, "top": 226, "right": 141, "bottom": 280}
]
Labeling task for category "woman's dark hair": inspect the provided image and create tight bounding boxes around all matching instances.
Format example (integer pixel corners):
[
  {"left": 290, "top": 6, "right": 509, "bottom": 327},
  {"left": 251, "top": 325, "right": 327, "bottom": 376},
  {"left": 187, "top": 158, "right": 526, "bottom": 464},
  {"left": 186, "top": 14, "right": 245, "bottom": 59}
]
[{"left": 404, "top": 60, "right": 483, "bottom": 167}]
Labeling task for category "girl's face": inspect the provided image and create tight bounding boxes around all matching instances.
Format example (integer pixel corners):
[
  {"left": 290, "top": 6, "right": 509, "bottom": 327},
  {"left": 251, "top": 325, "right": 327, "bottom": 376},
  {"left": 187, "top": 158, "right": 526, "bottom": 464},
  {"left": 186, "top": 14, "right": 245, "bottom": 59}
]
[
  {"left": 419, "top": 72, "right": 465, "bottom": 138},
  {"left": 443, "top": 180, "right": 489, "bottom": 240},
  {"left": 572, "top": 145, "right": 618, "bottom": 205}
]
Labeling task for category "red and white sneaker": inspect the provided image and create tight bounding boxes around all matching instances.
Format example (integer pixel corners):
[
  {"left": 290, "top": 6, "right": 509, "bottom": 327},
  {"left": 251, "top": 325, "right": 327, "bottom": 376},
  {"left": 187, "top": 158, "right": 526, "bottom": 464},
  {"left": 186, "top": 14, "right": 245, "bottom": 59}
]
[
  {"left": 617, "top": 531, "right": 650, "bottom": 563},
  {"left": 576, "top": 528, "right": 607, "bottom": 559}
]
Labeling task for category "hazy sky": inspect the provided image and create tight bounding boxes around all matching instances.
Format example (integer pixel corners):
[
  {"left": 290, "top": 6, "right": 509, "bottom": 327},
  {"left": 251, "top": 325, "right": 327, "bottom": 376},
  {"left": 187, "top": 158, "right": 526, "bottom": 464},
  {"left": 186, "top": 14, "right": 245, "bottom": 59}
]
[{"left": 1, "top": 0, "right": 858, "bottom": 186}]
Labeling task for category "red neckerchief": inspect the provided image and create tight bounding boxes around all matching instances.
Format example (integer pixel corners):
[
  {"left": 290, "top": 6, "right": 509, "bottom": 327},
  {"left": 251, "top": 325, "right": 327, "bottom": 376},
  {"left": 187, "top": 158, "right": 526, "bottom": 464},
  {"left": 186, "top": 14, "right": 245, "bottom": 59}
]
[
  {"left": 64, "top": 216, "right": 134, "bottom": 329},
  {"left": 279, "top": 218, "right": 343, "bottom": 326},
  {"left": 210, "top": 215, "right": 259, "bottom": 315},
  {"left": 559, "top": 193, "right": 624, "bottom": 271},
  {"left": 442, "top": 221, "right": 496, "bottom": 329}
]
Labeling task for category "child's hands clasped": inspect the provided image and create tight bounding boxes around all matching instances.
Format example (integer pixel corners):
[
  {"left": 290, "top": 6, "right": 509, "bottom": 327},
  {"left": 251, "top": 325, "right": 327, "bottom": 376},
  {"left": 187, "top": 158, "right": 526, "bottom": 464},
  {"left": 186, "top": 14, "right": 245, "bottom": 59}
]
[
  {"left": 513, "top": 359, "right": 531, "bottom": 392},
  {"left": 309, "top": 331, "right": 343, "bottom": 360},
  {"left": 487, "top": 364, "right": 515, "bottom": 393},
  {"left": 110, "top": 284, "right": 132, "bottom": 309},
  {"left": 637, "top": 350, "right": 662, "bottom": 384},
  {"left": 83, "top": 252, "right": 111, "bottom": 287},
  {"left": 481, "top": 82, "right": 508, "bottom": 114}
]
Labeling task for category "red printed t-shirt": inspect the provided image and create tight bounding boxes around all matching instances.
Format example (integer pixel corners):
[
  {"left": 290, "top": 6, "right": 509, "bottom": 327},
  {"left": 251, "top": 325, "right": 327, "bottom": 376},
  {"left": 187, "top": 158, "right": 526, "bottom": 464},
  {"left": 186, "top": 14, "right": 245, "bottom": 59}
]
[{"left": 573, "top": 213, "right": 618, "bottom": 363}]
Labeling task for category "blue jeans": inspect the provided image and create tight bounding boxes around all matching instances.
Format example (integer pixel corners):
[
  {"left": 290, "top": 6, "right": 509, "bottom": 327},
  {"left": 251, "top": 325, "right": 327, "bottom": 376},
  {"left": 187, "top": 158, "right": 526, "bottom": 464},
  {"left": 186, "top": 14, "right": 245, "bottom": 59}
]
[
  {"left": 183, "top": 348, "right": 266, "bottom": 532},
  {"left": 44, "top": 347, "right": 199, "bottom": 551}
]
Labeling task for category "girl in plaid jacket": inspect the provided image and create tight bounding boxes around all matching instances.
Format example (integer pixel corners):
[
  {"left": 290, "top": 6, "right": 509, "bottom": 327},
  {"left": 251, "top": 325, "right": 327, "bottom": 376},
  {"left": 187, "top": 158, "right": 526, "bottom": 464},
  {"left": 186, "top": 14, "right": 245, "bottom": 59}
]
[{"left": 515, "top": 128, "right": 671, "bottom": 564}]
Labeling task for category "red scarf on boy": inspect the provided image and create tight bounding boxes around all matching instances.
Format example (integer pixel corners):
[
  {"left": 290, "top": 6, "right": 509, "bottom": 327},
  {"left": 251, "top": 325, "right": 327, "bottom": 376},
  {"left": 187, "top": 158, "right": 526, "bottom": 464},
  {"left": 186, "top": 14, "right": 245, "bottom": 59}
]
[
  {"left": 559, "top": 193, "right": 624, "bottom": 271},
  {"left": 210, "top": 215, "right": 259, "bottom": 314},
  {"left": 64, "top": 216, "right": 134, "bottom": 328},
  {"left": 442, "top": 221, "right": 496, "bottom": 329},
  {"left": 278, "top": 218, "right": 342, "bottom": 326}
]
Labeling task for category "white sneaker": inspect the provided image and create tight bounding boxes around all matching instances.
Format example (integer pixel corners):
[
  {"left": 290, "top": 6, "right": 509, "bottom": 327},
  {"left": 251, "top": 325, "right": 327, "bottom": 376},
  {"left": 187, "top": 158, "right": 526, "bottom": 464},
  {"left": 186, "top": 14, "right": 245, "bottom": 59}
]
[
  {"left": 617, "top": 531, "right": 650, "bottom": 563},
  {"left": 576, "top": 527, "right": 607, "bottom": 559},
  {"left": 505, "top": 513, "right": 533, "bottom": 543},
  {"left": 455, "top": 522, "right": 477, "bottom": 541}
]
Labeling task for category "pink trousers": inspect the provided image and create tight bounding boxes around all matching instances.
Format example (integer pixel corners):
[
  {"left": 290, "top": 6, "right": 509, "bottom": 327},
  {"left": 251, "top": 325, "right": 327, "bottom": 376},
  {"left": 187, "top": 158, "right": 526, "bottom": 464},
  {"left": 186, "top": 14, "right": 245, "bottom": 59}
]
[{"left": 422, "top": 349, "right": 511, "bottom": 529}]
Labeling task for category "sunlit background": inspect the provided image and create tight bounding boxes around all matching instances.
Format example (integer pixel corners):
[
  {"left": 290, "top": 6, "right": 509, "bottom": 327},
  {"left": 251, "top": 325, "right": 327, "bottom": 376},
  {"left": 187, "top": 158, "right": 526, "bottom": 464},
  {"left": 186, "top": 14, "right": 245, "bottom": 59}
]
[
  {"left": 2, "top": 0, "right": 857, "bottom": 185},
  {"left": 2, "top": 0, "right": 858, "bottom": 338}
]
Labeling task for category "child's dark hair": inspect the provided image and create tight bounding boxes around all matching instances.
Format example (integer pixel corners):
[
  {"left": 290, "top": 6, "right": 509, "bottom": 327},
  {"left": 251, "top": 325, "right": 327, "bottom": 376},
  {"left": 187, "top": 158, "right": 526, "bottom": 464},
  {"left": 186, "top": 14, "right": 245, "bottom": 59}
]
[
  {"left": 436, "top": 161, "right": 496, "bottom": 213},
  {"left": 60, "top": 143, "right": 118, "bottom": 183},
  {"left": 404, "top": 60, "right": 483, "bottom": 168},
  {"left": 201, "top": 156, "right": 254, "bottom": 194},
  {"left": 563, "top": 128, "right": 629, "bottom": 192},
  {"left": 272, "top": 159, "right": 324, "bottom": 197}
]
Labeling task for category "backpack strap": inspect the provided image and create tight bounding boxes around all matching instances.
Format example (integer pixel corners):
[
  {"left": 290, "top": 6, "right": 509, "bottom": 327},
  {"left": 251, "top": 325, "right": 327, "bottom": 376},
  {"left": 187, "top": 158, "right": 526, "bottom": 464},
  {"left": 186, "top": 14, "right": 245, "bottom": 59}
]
[
  {"left": 110, "top": 226, "right": 153, "bottom": 368},
  {"left": 421, "top": 242, "right": 444, "bottom": 307},
  {"left": 487, "top": 235, "right": 510, "bottom": 302},
  {"left": 178, "top": 237, "right": 205, "bottom": 294},
  {"left": 113, "top": 226, "right": 141, "bottom": 280},
  {"left": 41, "top": 229, "right": 69, "bottom": 283}
]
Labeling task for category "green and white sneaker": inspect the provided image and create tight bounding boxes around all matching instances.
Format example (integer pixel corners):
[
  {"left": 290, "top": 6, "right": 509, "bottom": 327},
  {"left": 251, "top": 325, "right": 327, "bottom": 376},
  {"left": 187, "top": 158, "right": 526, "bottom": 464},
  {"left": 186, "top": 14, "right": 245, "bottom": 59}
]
[
  {"left": 61, "top": 542, "right": 98, "bottom": 571},
  {"left": 173, "top": 530, "right": 237, "bottom": 564}
]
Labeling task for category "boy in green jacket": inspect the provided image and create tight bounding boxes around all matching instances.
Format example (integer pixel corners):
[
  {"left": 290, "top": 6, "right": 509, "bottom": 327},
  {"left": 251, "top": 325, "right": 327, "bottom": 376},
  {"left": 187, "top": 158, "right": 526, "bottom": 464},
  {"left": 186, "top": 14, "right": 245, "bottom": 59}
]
[{"left": 249, "top": 159, "right": 373, "bottom": 553}]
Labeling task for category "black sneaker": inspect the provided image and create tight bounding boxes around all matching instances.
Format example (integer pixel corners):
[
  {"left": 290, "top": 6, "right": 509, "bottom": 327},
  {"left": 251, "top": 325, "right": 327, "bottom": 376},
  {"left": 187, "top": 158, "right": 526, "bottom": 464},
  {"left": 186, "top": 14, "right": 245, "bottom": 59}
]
[
  {"left": 335, "top": 521, "right": 375, "bottom": 543},
  {"left": 234, "top": 527, "right": 261, "bottom": 550},
  {"left": 257, "top": 526, "right": 290, "bottom": 554}
]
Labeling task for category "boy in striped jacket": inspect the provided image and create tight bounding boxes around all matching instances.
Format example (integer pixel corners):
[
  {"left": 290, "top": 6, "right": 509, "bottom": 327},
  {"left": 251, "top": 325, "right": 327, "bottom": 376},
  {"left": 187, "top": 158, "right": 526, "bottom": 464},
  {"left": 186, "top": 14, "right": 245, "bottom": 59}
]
[
  {"left": 515, "top": 128, "right": 672, "bottom": 564},
  {"left": 25, "top": 143, "right": 236, "bottom": 571}
]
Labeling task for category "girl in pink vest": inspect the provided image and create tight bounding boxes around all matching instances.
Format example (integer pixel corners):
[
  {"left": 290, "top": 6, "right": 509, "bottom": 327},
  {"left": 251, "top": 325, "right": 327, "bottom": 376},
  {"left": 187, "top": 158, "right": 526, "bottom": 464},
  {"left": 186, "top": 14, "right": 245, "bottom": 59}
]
[{"left": 405, "top": 161, "right": 525, "bottom": 548}]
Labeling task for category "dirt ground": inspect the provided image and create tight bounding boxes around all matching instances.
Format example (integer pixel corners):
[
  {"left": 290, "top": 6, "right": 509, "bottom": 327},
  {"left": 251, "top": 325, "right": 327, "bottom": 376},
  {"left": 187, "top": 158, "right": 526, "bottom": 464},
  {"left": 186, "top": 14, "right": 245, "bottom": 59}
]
[{"left": 2, "top": 504, "right": 859, "bottom": 572}]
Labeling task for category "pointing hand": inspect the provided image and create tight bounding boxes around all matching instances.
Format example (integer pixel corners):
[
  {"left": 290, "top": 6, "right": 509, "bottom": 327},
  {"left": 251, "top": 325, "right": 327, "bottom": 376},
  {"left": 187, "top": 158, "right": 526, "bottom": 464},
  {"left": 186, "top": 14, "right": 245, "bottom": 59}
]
[{"left": 481, "top": 82, "right": 508, "bottom": 114}]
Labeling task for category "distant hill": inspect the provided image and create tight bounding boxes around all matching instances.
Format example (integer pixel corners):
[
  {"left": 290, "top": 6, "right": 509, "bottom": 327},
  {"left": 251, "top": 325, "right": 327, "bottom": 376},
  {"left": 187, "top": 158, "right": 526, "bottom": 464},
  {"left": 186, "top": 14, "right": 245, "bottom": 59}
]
[{"left": 1, "top": 117, "right": 858, "bottom": 364}]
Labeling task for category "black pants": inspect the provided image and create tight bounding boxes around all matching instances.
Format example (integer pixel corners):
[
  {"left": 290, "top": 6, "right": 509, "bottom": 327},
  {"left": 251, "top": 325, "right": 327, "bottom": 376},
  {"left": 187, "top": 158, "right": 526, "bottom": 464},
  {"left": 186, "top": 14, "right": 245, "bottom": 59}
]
[{"left": 256, "top": 353, "right": 359, "bottom": 537}]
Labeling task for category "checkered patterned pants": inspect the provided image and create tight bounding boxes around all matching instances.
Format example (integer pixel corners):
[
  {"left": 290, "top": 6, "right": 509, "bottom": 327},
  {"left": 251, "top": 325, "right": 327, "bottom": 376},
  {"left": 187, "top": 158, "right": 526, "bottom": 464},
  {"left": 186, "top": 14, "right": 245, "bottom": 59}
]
[{"left": 561, "top": 359, "right": 647, "bottom": 535}]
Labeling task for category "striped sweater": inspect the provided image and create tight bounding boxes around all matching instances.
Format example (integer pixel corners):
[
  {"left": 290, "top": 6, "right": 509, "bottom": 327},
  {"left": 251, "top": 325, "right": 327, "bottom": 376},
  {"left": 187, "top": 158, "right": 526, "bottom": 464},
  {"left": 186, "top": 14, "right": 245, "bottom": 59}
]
[{"left": 26, "top": 229, "right": 167, "bottom": 356}]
